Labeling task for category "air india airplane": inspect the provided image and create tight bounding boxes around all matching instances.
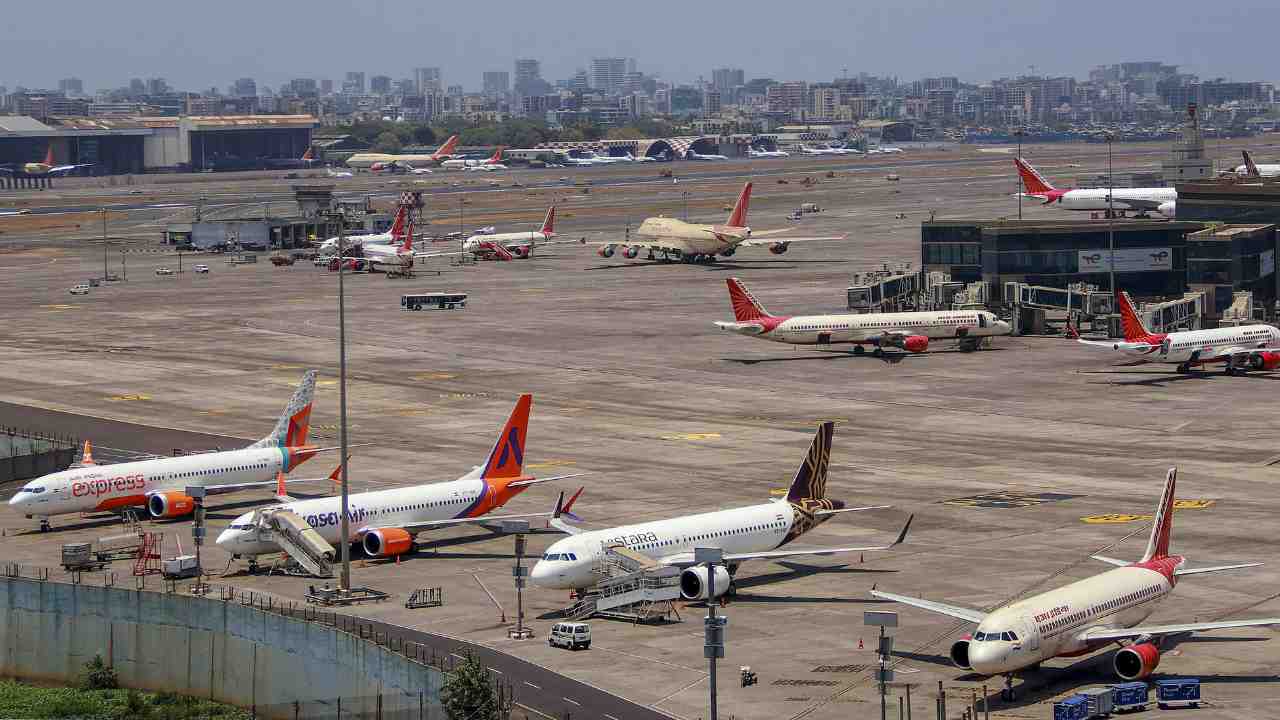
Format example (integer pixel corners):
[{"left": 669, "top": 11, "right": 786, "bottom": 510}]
[
  {"left": 1072, "top": 290, "right": 1280, "bottom": 374},
  {"left": 441, "top": 147, "right": 507, "bottom": 171},
  {"left": 344, "top": 135, "right": 460, "bottom": 171},
  {"left": 0, "top": 147, "right": 93, "bottom": 177},
  {"left": 592, "top": 182, "right": 845, "bottom": 263},
  {"left": 1015, "top": 158, "right": 1177, "bottom": 217},
  {"left": 461, "top": 206, "right": 559, "bottom": 260},
  {"left": 873, "top": 468, "right": 1279, "bottom": 700},
  {"left": 531, "top": 421, "right": 909, "bottom": 598},
  {"left": 7, "top": 371, "right": 338, "bottom": 529},
  {"left": 716, "top": 278, "right": 1011, "bottom": 354},
  {"left": 216, "top": 394, "right": 582, "bottom": 564}
]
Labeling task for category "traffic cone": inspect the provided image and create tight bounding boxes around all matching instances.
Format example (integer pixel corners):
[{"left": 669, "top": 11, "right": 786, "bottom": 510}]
[{"left": 858, "top": 638, "right": 864, "bottom": 650}]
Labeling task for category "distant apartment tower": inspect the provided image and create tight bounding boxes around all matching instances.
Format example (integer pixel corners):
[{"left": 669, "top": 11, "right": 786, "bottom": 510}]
[
  {"left": 320, "top": 78, "right": 333, "bottom": 95},
  {"left": 146, "top": 78, "right": 169, "bottom": 95},
  {"left": 570, "top": 69, "right": 590, "bottom": 93},
  {"left": 766, "top": 81, "right": 807, "bottom": 113},
  {"left": 483, "top": 71, "right": 510, "bottom": 95},
  {"left": 711, "top": 68, "right": 744, "bottom": 92},
  {"left": 370, "top": 75, "right": 392, "bottom": 94},
  {"left": 515, "top": 59, "right": 541, "bottom": 86},
  {"left": 344, "top": 71, "right": 366, "bottom": 94},
  {"left": 703, "top": 89, "right": 722, "bottom": 115},
  {"left": 415, "top": 67, "right": 443, "bottom": 94},
  {"left": 232, "top": 78, "right": 257, "bottom": 97},
  {"left": 591, "top": 57, "right": 628, "bottom": 94},
  {"left": 811, "top": 86, "right": 842, "bottom": 119},
  {"left": 287, "top": 78, "right": 319, "bottom": 98},
  {"left": 58, "top": 77, "right": 84, "bottom": 96}
]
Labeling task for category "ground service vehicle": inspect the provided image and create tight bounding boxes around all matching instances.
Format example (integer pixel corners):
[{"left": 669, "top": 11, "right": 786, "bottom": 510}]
[
  {"left": 69, "top": 284, "right": 90, "bottom": 295},
  {"left": 401, "top": 293, "right": 467, "bottom": 310},
  {"left": 548, "top": 622, "right": 591, "bottom": 650},
  {"left": 155, "top": 267, "right": 173, "bottom": 276},
  {"left": 193, "top": 264, "right": 210, "bottom": 273}
]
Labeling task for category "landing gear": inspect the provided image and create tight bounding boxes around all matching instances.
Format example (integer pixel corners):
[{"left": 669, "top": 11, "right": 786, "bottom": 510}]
[
  {"left": 38, "top": 518, "right": 51, "bottom": 533},
  {"left": 247, "top": 557, "right": 260, "bottom": 575},
  {"left": 872, "top": 347, "right": 884, "bottom": 358},
  {"left": 1000, "top": 674, "right": 1016, "bottom": 702},
  {"left": 1176, "top": 363, "right": 1191, "bottom": 374},
  {"left": 853, "top": 345, "right": 866, "bottom": 356},
  {"left": 958, "top": 338, "right": 979, "bottom": 353}
]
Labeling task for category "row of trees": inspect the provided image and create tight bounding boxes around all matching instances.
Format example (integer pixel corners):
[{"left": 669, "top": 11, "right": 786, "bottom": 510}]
[{"left": 336, "top": 118, "right": 681, "bottom": 153}]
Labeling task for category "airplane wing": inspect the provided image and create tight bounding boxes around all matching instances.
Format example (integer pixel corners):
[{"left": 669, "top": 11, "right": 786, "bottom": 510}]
[
  {"left": 658, "top": 515, "right": 910, "bottom": 567},
  {"left": 869, "top": 589, "right": 988, "bottom": 623},
  {"left": 816, "top": 504, "right": 891, "bottom": 516},
  {"left": 1090, "top": 555, "right": 1263, "bottom": 575},
  {"left": 1114, "top": 197, "right": 1164, "bottom": 212},
  {"left": 738, "top": 234, "right": 848, "bottom": 246},
  {"left": 387, "top": 483, "right": 584, "bottom": 535},
  {"left": 195, "top": 470, "right": 341, "bottom": 495},
  {"left": 1081, "top": 617, "right": 1280, "bottom": 643},
  {"left": 49, "top": 164, "right": 94, "bottom": 175}
]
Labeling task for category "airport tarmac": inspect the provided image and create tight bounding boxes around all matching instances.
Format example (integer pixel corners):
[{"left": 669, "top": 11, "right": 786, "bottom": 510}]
[{"left": 1, "top": 145, "right": 1278, "bottom": 720}]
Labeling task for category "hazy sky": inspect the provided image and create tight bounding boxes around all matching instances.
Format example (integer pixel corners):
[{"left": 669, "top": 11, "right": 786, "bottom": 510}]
[{"left": 3, "top": 1, "right": 1275, "bottom": 92}]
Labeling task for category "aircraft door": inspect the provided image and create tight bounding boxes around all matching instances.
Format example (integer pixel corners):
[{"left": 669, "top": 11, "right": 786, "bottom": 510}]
[{"left": 978, "top": 314, "right": 988, "bottom": 329}]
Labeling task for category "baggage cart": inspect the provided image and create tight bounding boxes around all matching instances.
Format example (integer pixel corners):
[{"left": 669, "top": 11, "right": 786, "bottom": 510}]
[
  {"left": 1080, "top": 687, "right": 1113, "bottom": 717},
  {"left": 1054, "top": 695, "right": 1089, "bottom": 720},
  {"left": 1109, "top": 682, "right": 1149, "bottom": 712},
  {"left": 1156, "top": 678, "right": 1200, "bottom": 709}
]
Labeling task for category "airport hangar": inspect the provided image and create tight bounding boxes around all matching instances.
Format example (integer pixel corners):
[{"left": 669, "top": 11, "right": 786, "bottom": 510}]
[{"left": 0, "top": 114, "right": 317, "bottom": 177}]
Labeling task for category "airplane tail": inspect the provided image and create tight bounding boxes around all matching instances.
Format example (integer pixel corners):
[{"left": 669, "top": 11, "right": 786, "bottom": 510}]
[
  {"left": 436, "top": 135, "right": 459, "bottom": 158},
  {"left": 786, "top": 422, "right": 834, "bottom": 502},
  {"left": 539, "top": 206, "right": 556, "bottom": 235},
  {"left": 476, "top": 394, "right": 531, "bottom": 480},
  {"left": 389, "top": 205, "right": 408, "bottom": 239},
  {"left": 1242, "top": 150, "right": 1261, "bottom": 178},
  {"left": 726, "top": 278, "right": 774, "bottom": 322},
  {"left": 726, "top": 182, "right": 753, "bottom": 227},
  {"left": 80, "top": 440, "right": 96, "bottom": 466},
  {"left": 1014, "top": 158, "right": 1057, "bottom": 195},
  {"left": 488, "top": 146, "right": 505, "bottom": 163},
  {"left": 1140, "top": 468, "right": 1177, "bottom": 562},
  {"left": 1115, "top": 290, "right": 1153, "bottom": 342},
  {"left": 301, "top": 147, "right": 314, "bottom": 161},
  {"left": 43, "top": 146, "right": 54, "bottom": 166},
  {"left": 248, "top": 370, "right": 317, "bottom": 449}
]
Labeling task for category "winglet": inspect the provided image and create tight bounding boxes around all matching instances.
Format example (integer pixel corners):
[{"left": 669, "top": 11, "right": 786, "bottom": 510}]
[
  {"left": 480, "top": 394, "right": 531, "bottom": 479},
  {"left": 1140, "top": 468, "right": 1177, "bottom": 562},
  {"left": 891, "top": 514, "right": 913, "bottom": 546},
  {"left": 326, "top": 456, "right": 350, "bottom": 486},
  {"left": 80, "top": 440, "right": 96, "bottom": 466},
  {"left": 726, "top": 182, "right": 752, "bottom": 227},
  {"left": 554, "top": 486, "right": 584, "bottom": 522}
]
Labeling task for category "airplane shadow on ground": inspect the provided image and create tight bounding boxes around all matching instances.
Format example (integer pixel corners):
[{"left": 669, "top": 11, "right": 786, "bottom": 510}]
[
  {"left": 728, "top": 562, "right": 897, "bottom": 604},
  {"left": 1085, "top": 369, "right": 1280, "bottom": 388},
  {"left": 723, "top": 351, "right": 923, "bottom": 366},
  {"left": 583, "top": 258, "right": 848, "bottom": 272}
]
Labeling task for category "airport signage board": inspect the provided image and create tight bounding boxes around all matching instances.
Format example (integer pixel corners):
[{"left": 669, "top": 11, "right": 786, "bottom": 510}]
[{"left": 1078, "top": 247, "right": 1173, "bottom": 273}]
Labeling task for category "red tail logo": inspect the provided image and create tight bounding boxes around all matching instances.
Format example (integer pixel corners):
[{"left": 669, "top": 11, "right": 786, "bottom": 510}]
[
  {"left": 43, "top": 146, "right": 55, "bottom": 166},
  {"left": 726, "top": 277, "right": 773, "bottom": 321},
  {"left": 480, "top": 394, "right": 531, "bottom": 480},
  {"left": 1014, "top": 158, "right": 1057, "bottom": 195},
  {"left": 301, "top": 147, "right": 314, "bottom": 161},
  {"left": 540, "top": 206, "right": 556, "bottom": 235},
  {"left": 727, "top": 182, "right": 752, "bottom": 227},
  {"left": 389, "top": 206, "right": 408, "bottom": 240},
  {"left": 1115, "top": 290, "right": 1153, "bottom": 342},
  {"left": 488, "top": 146, "right": 505, "bottom": 164},
  {"left": 435, "top": 135, "right": 459, "bottom": 158},
  {"left": 284, "top": 404, "right": 313, "bottom": 447}
]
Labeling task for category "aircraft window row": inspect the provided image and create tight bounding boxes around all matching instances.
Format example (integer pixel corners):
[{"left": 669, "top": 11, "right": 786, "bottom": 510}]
[
  {"left": 389, "top": 496, "right": 472, "bottom": 513},
  {"left": 542, "top": 552, "right": 578, "bottom": 561},
  {"left": 228, "top": 523, "right": 253, "bottom": 530},
  {"left": 678, "top": 521, "right": 784, "bottom": 545}
]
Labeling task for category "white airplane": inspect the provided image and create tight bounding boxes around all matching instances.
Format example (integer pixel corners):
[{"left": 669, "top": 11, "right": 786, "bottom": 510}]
[
  {"left": 7, "top": 371, "right": 338, "bottom": 528},
  {"left": 216, "top": 394, "right": 583, "bottom": 562},
  {"left": 0, "top": 147, "right": 93, "bottom": 177},
  {"left": 316, "top": 205, "right": 410, "bottom": 256},
  {"left": 592, "top": 182, "right": 846, "bottom": 264},
  {"left": 345, "top": 136, "right": 460, "bottom": 171},
  {"left": 1071, "top": 290, "right": 1280, "bottom": 375},
  {"left": 717, "top": 278, "right": 1011, "bottom": 354},
  {"left": 748, "top": 147, "right": 790, "bottom": 158},
  {"left": 799, "top": 145, "right": 853, "bottom": 156},
  {"left": 442, "top": 147, "right": 506, "bottom": 171},
  {"left": 326, "top": 168, "right": 354, "bottom": 179},
  {"left": 531, "top": 421, "right": 910, "bottom": 598},
  {"left": 462, "top": 206, "right": 558, "bottom": 260},
  {"left": 1231, "top": 150, "right": 1280, "bottom": 179},
  {"left": 1015, "top": 159, "right": 1177, "bottom": 217},
  {"left": 873, "top": 468, "right": 1280, "bottom": 701},
  {"left": 687, "top": 150, "right": 728, "bottom": 161}
]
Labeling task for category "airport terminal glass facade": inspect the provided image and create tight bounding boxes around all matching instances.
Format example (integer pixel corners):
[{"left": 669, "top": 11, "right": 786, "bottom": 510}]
[{"left": 1186, "top": 224, "right": 1278, "bottom": 314}]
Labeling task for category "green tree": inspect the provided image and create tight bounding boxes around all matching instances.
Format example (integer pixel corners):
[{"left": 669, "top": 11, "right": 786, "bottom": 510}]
[
  {"left": 412, "top": 125, "right": 437, "bottom": 146},
  {"left": 441, "top": 654, "right": 499, "bottom": 720},
  {"left": 373, "top": 131, "right": 403, "bottom": 153},
  {"left": 80, "top": 655, "right": 119, "bottom": 691}
]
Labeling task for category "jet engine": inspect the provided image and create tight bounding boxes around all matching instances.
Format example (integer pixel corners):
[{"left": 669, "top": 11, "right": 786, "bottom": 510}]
[
  {"left": 147, "top": 492, "right": 195, "bottom": 519},
  {"left": 1250, "top": 351, "right": 1280, "bottom": 370},
  {"left": 598, "top": 245, "right": 615, "bottom": 258},
  {"left": 903, "top": 335, "right": 930, "bottom": 353},
  {"left": 720, "top": 247, "right": 736, "bottom": 257},
  {"left": 361, "top": 528, "right": 414, "bottom": 558},
  {"left": 512, "top": 246, "right": 531, "bottom": 259},
  {"left": 1114, "top": 642, "right": 1160, "bottom": 680},
  {"left": 1158, "top": 201, "right": 1177, "bottom": 218},
  {"left": 622, "top": 246, "right": 640, "bottom": 259},
  {"left": 679, "top": 565, "right": 732, "bottom": 600},
  {"left": 949, "top": 634, "right": 972, "bottom": 670},
  {"left": 768, "top": 242, "right": 790, "bottom": 255}
]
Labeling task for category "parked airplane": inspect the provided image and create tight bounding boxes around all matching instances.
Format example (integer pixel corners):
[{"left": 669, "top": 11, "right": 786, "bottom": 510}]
[
  {"left": 1231, "top": 150, "right": 1280, "bottom": 178},
  {"left": 316, "top": 205, "right": 410, "bottom": 256},
  {"left": 873, "top": 468, "right": 1279, "bottom": 700},
  {"left": 326, "top": 168, "right": 354, "bottom": 178},
  {"left": 442, "top": 147, "right": 506, "bottom": 171},
  {"left": 717, "top": 278, "right": 1011, "bottom": 353},
  {"left": 799, "top": 145, "right": 854, "bottom": 156},
  {"left": 216, "top": 394, "right": 583, "bottom": 562},
  {"left": 344, "top": 136, "right": 460, "bottom": 170},
  {"left": 0, "top": 147, "right": 93, "bottom": 177},
  {"left": 531, "top": 421, "right": 909, "bottom": 598},
  {"left": 1015, "top": 158, "right": 1177, "bottom": 217},
  {"left": 687, "top": 150, "right": 728, "bottom": 160},
  {"left": 1071, "top": 290, "right": 1280, "bottom": 374},
  {"left": 592, "top": 182, "right": 846, "bottom": 263},
  {"left": 462, "top": 206, "right": 558, "bottom": 260},
  {"left": 7, "top": 371, "right": 336, "bottom": 528},
  {"left": 748, "top": 147, "right": 790, "bottom": 158}
]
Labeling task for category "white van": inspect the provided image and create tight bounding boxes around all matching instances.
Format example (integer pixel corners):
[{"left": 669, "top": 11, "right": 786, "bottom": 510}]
[{"left": 548, "top": 622, "right": 591, "bottom": 650}]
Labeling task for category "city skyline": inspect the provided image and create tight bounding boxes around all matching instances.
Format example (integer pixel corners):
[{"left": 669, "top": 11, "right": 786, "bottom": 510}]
[{"left": 3, "top": 0, "right": 1277, "bottom": 92}]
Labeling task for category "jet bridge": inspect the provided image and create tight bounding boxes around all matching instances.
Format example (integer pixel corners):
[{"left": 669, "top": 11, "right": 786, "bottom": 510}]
[{"left": 253, "top": 508, "right": 334, "bottom": 578}]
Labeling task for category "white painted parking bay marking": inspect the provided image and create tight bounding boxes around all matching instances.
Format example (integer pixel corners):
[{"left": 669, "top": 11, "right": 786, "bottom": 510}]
[
  {"left": 562, "top": 697, "right": 581, "bottom": 706},
  {"left": 524, "top": 681, "right": 541, "bottom": 690}
]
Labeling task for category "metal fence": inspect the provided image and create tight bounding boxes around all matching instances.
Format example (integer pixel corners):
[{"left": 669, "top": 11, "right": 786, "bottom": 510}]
[{"left": 0, "top": 427, "right": 77, "bottom": 483}]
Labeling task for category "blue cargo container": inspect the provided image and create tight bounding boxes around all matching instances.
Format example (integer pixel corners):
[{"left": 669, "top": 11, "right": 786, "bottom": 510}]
[
  {"left": 1054, "top": 695, "right": 1089, "bottom": 720},
  {"left": 1156, "top": 678, "right": 1201, "bottom": 708},
  {"left": 1110, "top": 682, "right": 1149, "bottom": 711}
]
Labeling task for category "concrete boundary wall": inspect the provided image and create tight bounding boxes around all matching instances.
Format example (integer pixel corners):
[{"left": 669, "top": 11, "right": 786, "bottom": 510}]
[{"left": 0, "top": 576, "right": 444, "bottom": 720}]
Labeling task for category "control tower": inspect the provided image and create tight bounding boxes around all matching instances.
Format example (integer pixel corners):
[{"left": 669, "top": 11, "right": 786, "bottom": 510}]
[{"left": 1163, "top": 103, "right": 1213, "bottom": 184}]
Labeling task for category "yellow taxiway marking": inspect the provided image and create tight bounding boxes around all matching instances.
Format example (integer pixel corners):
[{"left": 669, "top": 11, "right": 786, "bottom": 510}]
[
  {"left": 106, "top": 394, "right": 151, "bottom": 402},
  {"left": 661, "top": 432, "right": 721, "bottom": 442},
  {"left": 769, "top": 488, "right": 789, "bottom": 496},
  {"left": 413, "top": 372, "right": 456, "bottom": 381},
  {"left": 440, "top": 392, "right": 488, "bottom": 400},
  {"left": 40, "top": 304, "right": 78, "bottom": 310},
  {"left": 1081, "top": 499, "right": 1216, "bottom": 523},
  {"left": 271, "top": 363, "right": 304, "bottom": 370},
  {"left": 526, "top": 460, "right": 577, "bottom": 470},
  {"left": 394, "top": 408, "right": 431, "bottom": 417},
  {"left": 289, "top": 379, "right": 337, "bottom": 387}
]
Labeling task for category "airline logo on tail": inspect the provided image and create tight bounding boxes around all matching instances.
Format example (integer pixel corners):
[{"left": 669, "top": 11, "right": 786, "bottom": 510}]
[
  {"left": 250, "top": 370, "right": 317, "bottom": 450},
  {"left": 1014, "top": 158, "right": 1060, "bottom": 199},
  {"left": 488, "top": 146, "right": 505, "bottom": 164},
  {"left": 389, "top": 205, "right": 408, "bottom": 240},
  {"left": 781, "top": 421, "right": 845, "bottom": 545},
  {"left": 1242, "top": 150, "right": 1261, "bottom": 178},
  {"left": 540, "top": 206, "right": 556, "bottom": 236},
  {"left": 1115, "top": 290, "right": 1160, "bottom": 344},
  {"left": 727, "top": 278, "right": 773, "bottom": 322},
  {"left": 435, "top": 135, "right": 459, "bottom": 159},
  {"left": 727, "top": 182, "right": 752, "bottom": 228},
  {"left": 301, "top": 147, "right": 314, "bottom": 161},
  {"left": 1142, "top": 468, "right": 1178, "bottom": 562},
  {"left": 480, "top": 394, "right": 530, "bottom": 479},
  {"left": 43, "top": 146, "right": 55, "bottom": 166}
]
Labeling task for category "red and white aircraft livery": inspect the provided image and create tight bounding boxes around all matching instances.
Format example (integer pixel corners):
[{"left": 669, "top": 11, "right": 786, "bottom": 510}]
[
  {"left": 345, "top": 135, "right": 460, "bottom": 172},
  {"left": 216, "top": 394, "right": 583, "bottom": 562},
  {"left": 442, "top": 146, "right": 507, "bottom": 171},
  {"left": 7, "top": 371, "right": 337, "bottom": 529},
  {"left": 716, "top": 278, "right": 1011, "bottom": 354},
  {"left": 1015, "top": 158, "right": 1177, "bottom": 218},
  {"left": 873, "top": 468, "right": 1279, "bottom": 701},
  {"left": 316, "top": 205, "right": 411, "bottom": 256},
  {"left": 1073, "top": 290, "right": 1280, "bottom": 375},
  {"left": 0, "top": 147, "right": 94, "bottom": 177},
  {"left": 462, "top": 206, "right": 559, "bottom": 260}
]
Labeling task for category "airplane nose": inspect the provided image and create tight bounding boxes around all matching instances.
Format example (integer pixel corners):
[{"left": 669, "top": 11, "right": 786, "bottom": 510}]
[
  {"left": 8, "top": 491, "right": 26, "bottom": 508},
  {"left": 530, "top": 561, "right": 552, "bottom": 586},
  {"left": 966, "top": 643, "right": 1006, "bottom": 674},
  {"left": 215, "top": 528, "right": 237, "bottom": 549}
]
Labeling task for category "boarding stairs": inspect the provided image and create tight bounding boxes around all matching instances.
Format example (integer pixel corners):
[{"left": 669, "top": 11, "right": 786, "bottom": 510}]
[
  {"left": 563, "top": 545, "right": 680, "bottom": 623},
  {"left": 256, "top": 509, "right": 334, "bottom": 578}
]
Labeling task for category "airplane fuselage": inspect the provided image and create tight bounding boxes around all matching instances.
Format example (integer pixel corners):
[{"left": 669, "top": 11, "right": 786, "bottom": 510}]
[
  {"left": 1034, "top": 188, "right": 1177, "bottom": 214},
  {"left": 718, "top": 310, "right": 1011, "bottom": 346},
  {"left": 1112, "top": 324, "right": 1280, "bottom": 364}
]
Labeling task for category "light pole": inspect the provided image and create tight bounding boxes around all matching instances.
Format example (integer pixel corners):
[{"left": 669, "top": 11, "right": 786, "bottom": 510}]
[
  {"left": 1015, "top": 130, "right": 1025, "bottom": 220},
  {"left": 1107, "top": 133, "right": 1116, "bottom": 298},
  {"left": 683, "top": 191, "right": 689, "bottom": 221},
  {"left": 695, "top": 547, "right": 726, "bottom": 720},
  {"left": 865, "top": 611, "right": 898, "bottom": 720},
  {"left": 101, "top": 207, "right": 108, "bottom": 281},
  {"left": 332, "top": 208, "right": 353, "bottom": 593},
  {"left": 503, "top": 519, "right": 533, "bottom": 639}
]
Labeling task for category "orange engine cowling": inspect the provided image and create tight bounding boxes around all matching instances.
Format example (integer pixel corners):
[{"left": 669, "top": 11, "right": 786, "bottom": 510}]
[
  {"left": 361, "top": 528, "right": 413, "bottom": 558},
  {"left": 1114, "top": 642, "right": 1160, "bottom": 680},
  {"left": 147, "top": 492, "right": 195, "bottom": 518},
  {"left": 1250, "top": 351, "right": 1280, "bottom": 371},
  {"left": 903, "top": 335, "right": 929, "bottom": 353}
]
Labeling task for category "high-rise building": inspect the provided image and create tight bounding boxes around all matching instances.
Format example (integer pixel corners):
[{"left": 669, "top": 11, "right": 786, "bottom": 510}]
[
  {"left": 129, "top": 78, "right": 146, "bottom": 95},
  {"left": 286, "top": 78, "right": 319, "bottom": 98},
  {"left": 370, "top": 75, "right": 392, "bottom": 94},
  {"left": 344, "top": 71, "right": 365, "bottom": 94},
  {"left": 320, "top": 78, "right": 333, "bottom": 95},
  {"left": 702, "top": 89, "right": 722, "bottom": 115},
  {"left": 414, "top": 67, "right": 442, "bottom": 94},
  {"left": 591, "top": 57, "right": 628, "bottom": 95},
  {"left": 766, "top": 81, "right": 807, "bottom": 113},
  {"left": 58, "top": 78, "right": 84, "bottom": 96},
  {"left": 483, "top": 71, "right": 510, "bottom": 95},
  {"left": 711, "top": 68, "right": 745, "bottom": 92},
  {"left": 570, "top": 69, "right": 590, "bottom": 93},
  {"left": 146, "top": 78, "right": 168, "bottom": 95},
  {"left": 515, "top": 59, "right": 541, "bottom": 86},
  {"left": 811, "top": 86, "right": 842, "bottom": 119},
  {"left": 232, "top": 78, "right": 257, "bottom": 98}
]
